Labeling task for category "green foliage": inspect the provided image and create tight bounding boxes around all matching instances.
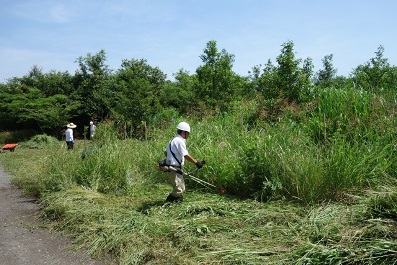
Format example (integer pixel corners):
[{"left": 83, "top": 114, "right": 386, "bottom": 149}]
[
  {"left": 20, "top": 94, "right": 76, "bottom": 133},
  {"left": 352, "top": 45, "right": 397, "bottom": 92},
  {"left": 147, "top": 107, "right": 181, "bottom": 132},
  {"left": 23, "top": 122, "right": 168, "bottom": 195},
  {"left": 33, "top": 69, "right": 74, "bottom": 97},
  {"left": 249, "top": 60, "right": 279, "bottom": 99},
  {"left": 160, "top": 70, "right": 196, "bottom": 114},
  {"left": 0, "top": 84, "right": 77, "bottom": 134},
  {"left": 276, "top": 41, "right": 313, "bottom": 102},
  {"left": 2, "top": 40, "right": 397, "bottom": 141},
  {"left": 2, "top": 40, "right": 397, "bottom": 264},
  {"left": 250, "top": 41, "right": 314, "bottom": 104},
  {"left": 2, "top": 82, "right": 396, "bottom": 205},
  {"left": 236, "top": 121, "right": 328, "bottom": 202},
  {"left": 195, "top": 40, "right": 243, "bottom": 110},
  {"left": 109, "top": 58, "right": 167, "bottom": 136},
  {"left": 315, "top": 54, "right": 338, "bottom": 88},
  {"left": 73, "top": 50, "right": 112, "bottom": 122},
  {"left": 0, "top": 39, "right": 396, "bottom": 203}
]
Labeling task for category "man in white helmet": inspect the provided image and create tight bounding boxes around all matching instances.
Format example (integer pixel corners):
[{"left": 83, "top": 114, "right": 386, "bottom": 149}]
[
  {"left": 89, "top": 121, "right": 96, "bottom": 139},
  {"left": 164, "top": 121, "right": 204, "bottom": 203}
]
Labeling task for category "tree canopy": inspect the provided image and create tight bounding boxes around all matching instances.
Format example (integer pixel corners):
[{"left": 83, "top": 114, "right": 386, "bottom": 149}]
[{"left": 1, "top": 40, "right": 396, "bottom": 139}]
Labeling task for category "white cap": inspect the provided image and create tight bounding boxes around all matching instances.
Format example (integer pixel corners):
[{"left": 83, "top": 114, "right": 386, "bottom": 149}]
[{"left": 176, "top": 122, "right": 190, "bottom": 133}]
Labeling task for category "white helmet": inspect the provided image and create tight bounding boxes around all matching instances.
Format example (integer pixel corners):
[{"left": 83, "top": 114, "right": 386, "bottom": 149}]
[{"left": 177, "top": 122, "right": 190, "bottom": 133}]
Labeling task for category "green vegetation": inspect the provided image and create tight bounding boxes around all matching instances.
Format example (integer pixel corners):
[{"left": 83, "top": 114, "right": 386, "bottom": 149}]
[{"left": 1, "top": 40, "right": 397, "bottom": 264}]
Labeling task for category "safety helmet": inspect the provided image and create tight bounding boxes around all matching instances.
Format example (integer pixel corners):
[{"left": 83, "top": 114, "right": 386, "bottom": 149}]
[{"left": 176, "top": 121, "right": 191, "bottom": 133}]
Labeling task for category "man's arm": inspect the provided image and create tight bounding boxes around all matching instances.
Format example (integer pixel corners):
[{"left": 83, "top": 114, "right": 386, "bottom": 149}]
[
  {"left": 184, "top": 154, "right": 197, "bottom": 164},
  {"left": 184, "top": 154, "right": 203, "bottom": 168}
]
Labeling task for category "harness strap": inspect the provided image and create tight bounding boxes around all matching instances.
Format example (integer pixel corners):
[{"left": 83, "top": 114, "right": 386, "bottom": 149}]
[{"left": 169, "top": 140, "right": 182, "bottom": 167}]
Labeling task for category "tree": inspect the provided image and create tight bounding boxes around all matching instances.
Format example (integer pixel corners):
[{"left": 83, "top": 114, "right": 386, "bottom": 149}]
[
  {"left": 352, "top": 45, "right": 397, "bottom": 92},
  {"left": 0, "top": 84, "right": 76, "bottom": 134},
  {"left": 275, "top": 41, "right": 313, "bottom": 102},
  {"left": 15, "top": 93, "right": 76, "bottom": 135},
  {"left": 258, "top": 59, "right": 280, "bottom": 99},
  {"left": 0, "top": 81, "right": 22, "bottom": 130},
  {"left": 36, "top": 70, "right": 74, "bottom": 97},
  {"left": 315, "top": 54, "right": 337, "bottom": 88},
  {"left": 73, "top": 50, "right": 111, "bottom": 122},
  {"left": 109, "top": 58, "right": 167, "bottom": 136},
  {"left": 251, "top": 41, "right": 314, "bottom": 103},
  {"left": 160, "top": 69, "right": 196, "bottom": 114},
  {"left": 301, "top": 57, "right": 315, "bottom": 101},
  {"left": 195, "top": 40, "right": 242, "bottom": 109}
]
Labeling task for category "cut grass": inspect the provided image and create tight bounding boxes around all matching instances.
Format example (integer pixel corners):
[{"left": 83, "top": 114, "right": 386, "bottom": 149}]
[{"left": 40, "top": 186, "right": 304, "bottom": 264}]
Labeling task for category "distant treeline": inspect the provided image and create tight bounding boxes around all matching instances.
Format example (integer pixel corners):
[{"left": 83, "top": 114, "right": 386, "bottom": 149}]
[{"left": 1, "top": 40, "right": 396, "bottom": 139}]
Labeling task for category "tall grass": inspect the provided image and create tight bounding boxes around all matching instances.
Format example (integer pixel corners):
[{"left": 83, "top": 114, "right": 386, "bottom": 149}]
[
  {"left": 5, "top": 87, "right": 396, "bottom": 204},
  {"left": 188, "top": 98, "right": 395, "bottom": 202},
  {"left": 35, "top": 122, "right": 171, "bottom": 195}
]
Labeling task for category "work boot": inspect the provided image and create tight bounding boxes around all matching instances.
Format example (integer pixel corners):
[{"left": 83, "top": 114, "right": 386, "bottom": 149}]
[
  {"left": 165, "top": 194, "right": 183, "bottom": 203},
  {"left": 165, "top": 194, "right": 177, "bottom": 203}
]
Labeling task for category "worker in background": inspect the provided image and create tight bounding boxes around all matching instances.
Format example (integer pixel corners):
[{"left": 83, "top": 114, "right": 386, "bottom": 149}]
[
  {"left": 89, "top": 121, "right": 96, "bottom": 139},
  {"left": 65, "top": 123, "right": 77, "bottom": 149}
]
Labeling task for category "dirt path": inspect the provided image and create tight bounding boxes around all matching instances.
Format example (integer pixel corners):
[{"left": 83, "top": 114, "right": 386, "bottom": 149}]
[{"left": 0, "top": 165, "right": 111, "bottom": 265}]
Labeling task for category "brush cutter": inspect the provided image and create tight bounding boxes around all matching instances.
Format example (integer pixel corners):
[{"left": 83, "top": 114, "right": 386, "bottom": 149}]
[{"left": 167, "top": 166, "right": 226, "bottom": 194}]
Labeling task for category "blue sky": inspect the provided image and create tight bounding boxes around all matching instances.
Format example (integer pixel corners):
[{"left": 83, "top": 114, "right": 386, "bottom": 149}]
[{"left": 1, "top": 0, "right": 396, "bottom": 82}]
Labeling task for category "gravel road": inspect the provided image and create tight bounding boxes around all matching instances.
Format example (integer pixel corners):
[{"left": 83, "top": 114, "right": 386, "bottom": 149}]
[{"left": 0, "top": 165, "right": 111, "bottom": 265}]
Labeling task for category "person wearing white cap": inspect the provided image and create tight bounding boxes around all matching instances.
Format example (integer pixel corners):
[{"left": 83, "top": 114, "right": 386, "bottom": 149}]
[
  {"left": 89, "top": 121, "right": 96, "bottom": 139},
  {"left": 163, "top": 121, "right": 205, "bottom": 203},
  {"left": 65, "top": 123, "right": 77, "bottom": 149}
]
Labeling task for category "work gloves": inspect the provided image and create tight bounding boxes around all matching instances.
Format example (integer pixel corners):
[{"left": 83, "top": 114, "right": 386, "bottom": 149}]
[{"left": 195, "top": 160, "right": 206, "bottom": 169}]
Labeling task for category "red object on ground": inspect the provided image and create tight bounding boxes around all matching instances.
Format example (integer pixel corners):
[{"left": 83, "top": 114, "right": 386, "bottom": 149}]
[{"left": 2, "top": 144, "right": 18, "bottom": 152}]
